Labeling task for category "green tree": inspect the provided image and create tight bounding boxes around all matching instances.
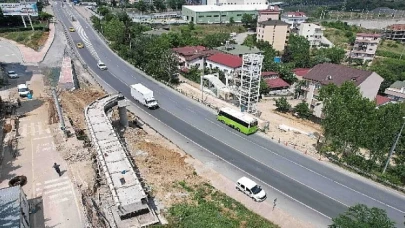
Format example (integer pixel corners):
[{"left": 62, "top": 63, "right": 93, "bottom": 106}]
[
  {"left": 103, "top": 16, "right": 126, "bottom": 43},
  {"left": 97, "top": 6, "right": 110, "bottom": 16},
  {"left": 293, "top": 101, "right": 312, "bottom": 119},
  {"left": 255, "top": 40, "right": 278, "bottom": 71},
  {"left": 260, "top": 79, "right": 269, "bottom": 95},
  {"left": 241, "top": 13, "right": 253, "bottom": 27},
  {"left": 136, "top": 0, "right": 148, "bottom": 13},
  {"left": 282, "top": 34, "right": 311, "bottom": 68},
  {"left": 275, "top": 97, "right": 291, "bottom": 113},
  {"left": 153, "top": 0, "right": 166, "bottom": 12},
  {"left": 242, "top": 34, "right": 256, "bottom": 48},
  {"left": 229, "top": 17, "right": 235, "bottom": 26},
  {"left": 277, "top": 64, "right": 297, "bottom": 84},
  {"left": 330, "top": 204, "right": 395, "bottom": 228},
  {"left": 312, "top": 47, "right": 346, "bottom": 65}
]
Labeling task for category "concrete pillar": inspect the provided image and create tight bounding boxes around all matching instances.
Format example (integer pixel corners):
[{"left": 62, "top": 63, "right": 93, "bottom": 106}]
[{"left": 118, "top": 100, "right": 128, "bottom": 127}]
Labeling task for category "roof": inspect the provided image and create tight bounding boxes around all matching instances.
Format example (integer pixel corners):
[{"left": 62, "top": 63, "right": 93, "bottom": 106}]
[
  {"left": 303, "top": 63, "right": 373, "bottom": 86},
  {"left": 172, "top": 46, "right": 220, "bottom": 61},
  {"left": 131, "top": 83, "right": 152, "bottom": 94},
  {"left": 17, "top": 84, "right": 27, "bottom": 89},
  {"left": 207, "top": 53, "right": 242, "bottom": 68},
  {"left": 261, "top": 71, "right": 278, "bottom": 77},
  {"left": 264, "top": 78, "right": 290, "bottom": 89},
  {"left": 387, "top": 24, "right": 405, "bottom": 31},
  {"left": 237, "top": 176, "right": 258, "bottom": 189},
  {"left": 284, "top": 11, "right": 307, "bottom": 17},
  {"left": 215, "top": 44, "right": 262, "bottom": 56},
  {"left": 219, "top": 107, "right": 256, "bottom": 124},
  {"left": 258, "top": 20, "right": 290, "bottom": 26},
  {"left": 389, "top": 80, "right": 405, "bottom": 89},
  {"left": 356, "top": 33, "right": 381, "bottom": 38},
  {"left": 183, "top": 4, "right": 269, "bottom": 13},
  {"left": 375, "top": 95, "right": 391, "bottom": 106},
  {"left": 0, "top": 186, "right": 22, "bottom": 228},
  {"left": 259, "top": 6, "right": 280, "bottom": 13},
  {"left": 293, "top": 68, "right": 311, "bottom": 77}
]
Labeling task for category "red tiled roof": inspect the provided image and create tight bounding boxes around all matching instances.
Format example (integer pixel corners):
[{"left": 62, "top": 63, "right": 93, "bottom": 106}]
[
  {"left": 387, "top": 24, "right": 405, "bottom": 31},
  {"left": 303, "top": 63, "right": 372, "bottom": 86},
  {"left": 293, "top": 68, "right": 311, "bottom": 77},
  {"left": 172, "top": 46, "right": 220, "bottom": 61},
  {"left": 375, "top": 95, "right": 391, "bottom": 106},
  {"left": 286, "top": 11, "right": 306, "bottom": 17},
  {"left": 262, "top": 71, "right": 279, "bottom": 77},
  {"left": 259, "top": 6, "right": 280, "bottom": 13},
  {"left": 207, "top": 53, "right": 242, "bottom": 68},
  {"left": 356, "top": 33, "right": 381, "bottom": 38},
  {"left": 265, "top": 78, "right": 290, "bottom": 89}
]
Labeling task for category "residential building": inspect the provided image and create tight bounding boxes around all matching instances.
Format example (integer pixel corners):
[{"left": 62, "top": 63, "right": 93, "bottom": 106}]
[
  {"left": 261, "top": 72, "right": 289, "bottom": 90},
  {"left": 206, "top": 0, "right": 267, "bottom": 5},
  {"left": 293, "top": 68, "right": 311, "bottom": 80},
  {"left": 256, "top": 20, "right": 290, "bottom": 52},
  {"left": 206, "top": 52, "right": 243, "bottom": 73},
  {"left": 375, "top": 95, "right": 392, "bottom": 107},
  {"left": 302, "top": 63, "right": 383, "bottom": 118},
  {"left": 385, "top": 80, "right": 405, "bottom": 101},
  {"left": 172, "top": 46, "right": 220, "bottom": 70},
  {"left": 297, "top": 23, "right": 324, "bottom": 48},
  {"left": 0, "top": 186, "right": 30, "bottom": 228},
  {"left": 350, "top": 33, "right": 381, "bottom": 62},
  {"left": 281, "top": 11, "right": 307, "bottom": 27},
  {"left": 182, "top": 5, "right": 268, "bottom": 24},
  {"left": 384, "top": 24, "right": 405, "bottom": 43},
  {"left": 215, "top": 43, "right": 263, "bottom": 57},
  {"left": 257, "top": 6, "right": 280, "bottom": 22}
]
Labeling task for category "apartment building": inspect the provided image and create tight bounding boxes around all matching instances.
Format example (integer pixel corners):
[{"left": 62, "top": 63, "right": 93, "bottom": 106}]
[
  {"left": 384, "top": 24, "right": 405, "bottom": 43},
  {"left": 172, "top": 46, "right": 220, "bottom": 70},
  {"left": 297, "top": 23, "right": 324, "bottom": 48},
  {"left": 385, "top": 80, "right": 405, "bottom": 101},
  {"left": 257, "top": 6, "right": 280, "bottom": 22},
  {"left": 256, "top": 20, "right": 290, "bottom": 52},
  {"left": 281, "top": 11, "right": 307, "bottom": 27},
  {"left": 302, "top": 63, "right": 383, "bottom": 118},
  {"left": 350, "top": 33, "right": 381, "bottom": 62}
]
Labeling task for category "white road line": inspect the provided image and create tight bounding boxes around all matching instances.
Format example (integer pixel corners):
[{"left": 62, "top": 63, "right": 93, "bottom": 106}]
[
  {"left": 50, "top": 197, "right": 69, "bottom": 204},
  {"left": 48, "top": 191, "right": 73, "bottom": 199},
  {"left": 32, "top": 135, "right": 53, "bottom": 141},
  {"left": 44, "top": 186, "right": 72, "bottom": 195},
  {"left": 44, "top": 176, "right": 69, "bottom": 184},
  {"left": 43, "top": 180, "right": 71, "bottom": 189}
]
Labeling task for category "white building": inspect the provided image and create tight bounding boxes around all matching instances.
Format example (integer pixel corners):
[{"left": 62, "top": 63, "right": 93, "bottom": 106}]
[
  {"left": 350, "top": 33, "right": 381, "bottom": 62},
  {"left": 172, "top": 46, "right": 221, "bottom": 70},
  {"left": 206, "top": 53, "right": 242, "bottom": 74},
  {"left": 297, "top": 23, "right": 324, "bottom": 48},
  {"left": 281, "top": 11, "right": 308, "bottom": 27},
  {"left": 206, "top": 0, "right": 267, "bottom": 5},
  {"left": 0, "top": 186, "right": 30, "bottom": 228}
]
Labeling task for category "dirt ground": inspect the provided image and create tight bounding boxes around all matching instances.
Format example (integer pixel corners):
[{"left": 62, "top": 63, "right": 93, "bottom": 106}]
[
  {"left": 112, "top": 109, "right": 206, "bottom": 209},
  {"left": 176, "top": 77, "right": 322, "bottom": 159}
]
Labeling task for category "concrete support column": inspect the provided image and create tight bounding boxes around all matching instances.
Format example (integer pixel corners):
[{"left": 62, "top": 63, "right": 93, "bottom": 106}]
[{"left": 118, "top": 100, "right": 128, "bottom": 127}]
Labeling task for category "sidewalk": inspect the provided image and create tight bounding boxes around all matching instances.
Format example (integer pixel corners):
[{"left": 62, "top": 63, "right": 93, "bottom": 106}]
[{"left": 0, "top": 74, "right": 84, "bottom": 227}]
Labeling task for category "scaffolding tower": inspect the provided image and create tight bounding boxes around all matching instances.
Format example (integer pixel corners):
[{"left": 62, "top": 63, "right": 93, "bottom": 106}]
[{"left": 239, "top": 54, "right": 264, "bottom": 114}]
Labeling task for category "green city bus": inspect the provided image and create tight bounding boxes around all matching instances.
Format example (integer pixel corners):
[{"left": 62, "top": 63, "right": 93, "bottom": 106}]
[{"left": 217, "top": 107, "right": 258, "bottom": 135}]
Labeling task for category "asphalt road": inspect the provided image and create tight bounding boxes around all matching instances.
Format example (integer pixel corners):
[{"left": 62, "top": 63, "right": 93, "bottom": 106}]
[{"left": 53, "top": 2, "right": 405, "bottom": 226}]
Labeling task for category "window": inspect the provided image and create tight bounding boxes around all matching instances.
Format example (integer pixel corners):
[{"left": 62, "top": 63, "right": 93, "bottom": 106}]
[
  {"left": 199, "top": 15, "right": 204, "bottom": 18},
  {"left": 214, "top": 15, "right": 219, "bottom": 17},
  {"left": 206, "top": 15, "right": 212, "bottom": 17},
  {"left": 222, "top": 14, "right": 226, "bottom": 17},
  {"left": 237, "top": 14, "right": 242, "bottom": 16},
  {"left": 218, "top": 111, "right": 250, "bottom": 127}
]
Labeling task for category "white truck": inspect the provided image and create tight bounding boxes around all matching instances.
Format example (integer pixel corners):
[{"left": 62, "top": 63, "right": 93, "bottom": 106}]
[{"left": 130, "top": 83, "right": 159, "bottom": 109}]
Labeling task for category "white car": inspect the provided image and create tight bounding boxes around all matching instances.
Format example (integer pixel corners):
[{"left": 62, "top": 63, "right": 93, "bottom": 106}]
[
  {"left": 17, "top": 84, "right": 30, "bottom": 97},
  {"left": 97, "top": 61, "right": 107, "bottom": 70},
  {"left": 236, "top": 177, "right": 267, "bottom": 202},
  {"left": 8, "top": 71, "right": 18, "bottom": 79}
]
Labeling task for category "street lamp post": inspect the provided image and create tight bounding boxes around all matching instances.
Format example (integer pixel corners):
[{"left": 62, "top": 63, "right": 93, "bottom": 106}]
[{"left": 382, "top": 117, "right": 405, "bottom": 174}]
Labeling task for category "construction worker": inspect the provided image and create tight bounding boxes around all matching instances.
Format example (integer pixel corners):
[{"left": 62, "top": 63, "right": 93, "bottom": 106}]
[{"left": 53, "top": 163, "right": 61, "bottom": 177}]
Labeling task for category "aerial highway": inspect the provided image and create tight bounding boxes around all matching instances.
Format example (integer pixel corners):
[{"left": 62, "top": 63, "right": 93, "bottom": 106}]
[{"left": 52, "top": 2, "right": 405, "bottom": 226}]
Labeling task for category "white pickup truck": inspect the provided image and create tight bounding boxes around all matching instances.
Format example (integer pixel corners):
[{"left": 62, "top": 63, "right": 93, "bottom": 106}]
[{"left": 130, "top": 83, "right": 159, "bottom": 109}]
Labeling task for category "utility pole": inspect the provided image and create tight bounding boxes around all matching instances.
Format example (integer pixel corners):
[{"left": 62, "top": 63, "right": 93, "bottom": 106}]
[{"left": 383, "top": 117, "right": 405, "bottom": 174}]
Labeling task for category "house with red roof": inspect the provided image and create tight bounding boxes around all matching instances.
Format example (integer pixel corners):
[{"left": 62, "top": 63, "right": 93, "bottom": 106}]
[
  {"left": 172, "top": 46, "right": 220, "bottom": 71},
  {"left": 261, "top": 72, "right": 290, "bottom": 91},
  {"left": 293, "top": 68, "right": 311, "bottom": 80},
  {"left": 281, "top": 11, "right": 308, "bottom": 26},
  {"left": 375, "top": 95, "right": 392, "bottom": 107},
  {"left": 302, "top": 63, "right": 383, "bottom": 118},
  {"left": 206, "top": 53, "right": 243, "bottom": 74}
]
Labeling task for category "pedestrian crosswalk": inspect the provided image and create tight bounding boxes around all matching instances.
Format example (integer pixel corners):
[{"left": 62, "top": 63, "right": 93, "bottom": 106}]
[
  {"left": 75, "top": 23, "right": 100, "bottom": 60},
  {"left": 18, "top": 121, "right": 51, "bottom": 138},
  {"left": 35, "top": 176, "right": 74, "bottom": 205}
]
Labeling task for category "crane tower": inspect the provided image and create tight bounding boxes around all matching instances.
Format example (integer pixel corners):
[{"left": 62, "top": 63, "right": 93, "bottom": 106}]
[{"left": 239, "top": 54, "right": 264, "bottom": 114}]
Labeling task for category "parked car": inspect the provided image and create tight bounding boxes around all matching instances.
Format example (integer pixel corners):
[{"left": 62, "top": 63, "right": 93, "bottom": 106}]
[
  {"left": 69, "top": 27, "right": 75, "bottom": 32},
  {"left": 236, "top": 177, "right": 266, "bottom": 202},
  {"left": 17, "top": 84, "right": 30, "bottom": 97},
  {"left": 7, "top": 71, "right": 18, "bottom": 79},
  {"left": 97, "top": 61, "right": 107, "bottom": 70},
  {"left": 77, "top": 42, "right": 84, "bottom": 49}
]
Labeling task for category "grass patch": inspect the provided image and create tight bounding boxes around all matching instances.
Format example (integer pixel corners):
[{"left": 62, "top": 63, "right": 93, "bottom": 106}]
[
  {"left": 323, "top": 28, "right": 352, "bottom": 49},
  {"left": 376, "top": 40, "right": 405, "bottom": 59},
  {"left": 156, "top": 182, "right": 279, "bottom": 228},
  {"left": 0, "top": 30, "right": 49, "bottom": 50},
  {"left": 171, "top": 24, "right": 246, "bottom": 37}
]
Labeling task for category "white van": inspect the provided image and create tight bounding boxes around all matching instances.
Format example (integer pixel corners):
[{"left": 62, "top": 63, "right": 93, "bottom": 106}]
[
  {"left": 17, "top": 84, "right": 30, "bottom": 97},
  {"left": 236, "top": 177, "right": 266, "bottom": 202}
]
